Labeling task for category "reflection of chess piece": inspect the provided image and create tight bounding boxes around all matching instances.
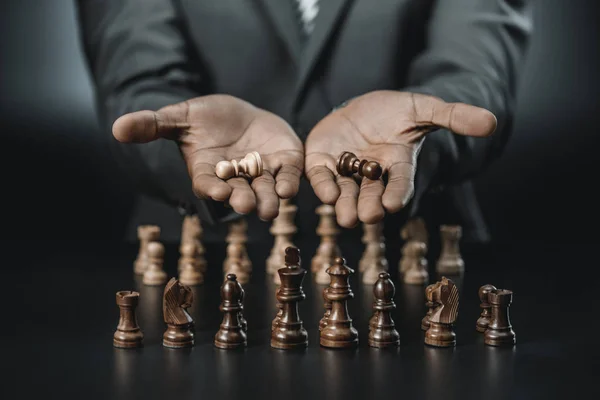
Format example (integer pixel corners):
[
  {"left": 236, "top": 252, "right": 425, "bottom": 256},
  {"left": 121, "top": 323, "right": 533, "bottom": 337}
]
[
  {"left": 368, "top": 272, "right": 400, "bottom": 348},
  {"left": 312, "top": 205, "right": 341, "bottom": 284},
  {"left": 476, "top": 284, "right": 497, "bottom": 332},
  {"left": 215, "top": 274, "right": 247, "bottom": 349},
  {"left": 399, "top": 218, "right": 427, "bottom": 274},
  {"left": 215, "top": 152, "right": 263, "bottom": 180},
  {"left": 179, "top": 215, "right": 206, "bottom": 273},
  {"left": 179, "top": 243, "right": 204, "bottom": 286},
  {"left": 267, "top": 199, "right": 297, "bottom": 285},
  {"left": 134, "top": 225, "right": 160, "bottom": 275},
  {"left": 484, "top": 289, "right": 516, "bottom": 346},
  {"left": 143, "top": 242, "right": 168, "bottom": 286},
  {"left": 162, "top": 278, "right": 195, "bottom": 348},
  {"left": 360, "top": 222, "right": 388, "bottom": 284},
  {"left": 224, "top": 219, "right": 251, "bottom": 274},
  {"left": 425, "top": 277, "right": 458, "bottom": 347},
  {"left": 421, "top": 284, "right": 435, "bottom": 331},
  {"left": 113, "top": 291, "right": 144, "bottom": 348},
  {"left": 403, "top": 242, "right": 429, "bottom": 285},
  {"left": 436, "top": 225, "right": 464, "bottom": 274}
]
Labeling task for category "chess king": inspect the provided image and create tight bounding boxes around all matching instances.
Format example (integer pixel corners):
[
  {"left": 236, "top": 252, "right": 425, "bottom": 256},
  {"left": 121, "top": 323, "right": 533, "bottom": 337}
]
[{"left": 163, "top": 278, "right": 195, "bottom": 348}]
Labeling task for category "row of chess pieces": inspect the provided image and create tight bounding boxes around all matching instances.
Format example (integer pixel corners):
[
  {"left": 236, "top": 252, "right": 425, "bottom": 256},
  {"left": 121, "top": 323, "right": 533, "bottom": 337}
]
[
  {"left": 114, "top": 246, "right": 515, "bottom": 350},
  {"left": 133, "top": 205, "right": 464, "bottom": 288}
]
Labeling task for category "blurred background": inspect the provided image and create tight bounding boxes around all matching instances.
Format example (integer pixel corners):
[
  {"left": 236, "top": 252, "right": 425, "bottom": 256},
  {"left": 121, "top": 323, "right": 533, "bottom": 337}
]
[{"left": 1, "top": 0, "right": 598, "bottom": 244}]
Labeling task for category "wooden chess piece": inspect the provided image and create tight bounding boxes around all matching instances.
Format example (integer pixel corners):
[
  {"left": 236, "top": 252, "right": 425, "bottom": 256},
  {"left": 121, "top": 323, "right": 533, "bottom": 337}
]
[
  {"left": 399, "top": 217, "right": 428, "bottom": 274},
  {"left": 319, "top": 287, "right": 332, "bottom": 331},
  {"left": 215, "top": 274, "right": 247, "bottom": 349},
  {"left": 312, "top": 205, "right": 341, "bottom": 283},
  {"left": 142, "top": 241, "right": 168, "bottom": 286},
  {"left": 267, "top": 199, "right": 297, "bottom": 283},
  {"left": 476, "top": 284, "right": 497, "bottom": 332},
  {"left": 215, "top": 151, "right": 263, "bottom": 180},
  {"left": 403, "top": 241, "right": 429, "bottom": 285},
  {"left": 134, "top": 225, "right": 160, "bottom": 275},
  {"left": 484, "top": 289, "right": 516, "bottom": 346},
  {"left": 179, "top": 243, "right": 204, "bottom": 286},
  {"left": 162, "top": 278, "right": 194, "bottom": 348},
  {"left": 271, "top": 247, "right": 309, "bottom": 349},
  {"left": 238, "top": 284, "right": 248, "bottom": 333},
  {"left": 436, "top": 225, "right": 465, "bottom": 274},
  {"left": 178, "top": 214, "right": 206, "bottom": 273},
  {"left": 421, "top": 284, "right": 435, "bottom": 331},
  {"left": 113, "top": 291, "right": 143, "bottom": 348},
  {"left": 336, "top": 151, "right": 383, "bottom": 180},
  {"left": 359, "top": 222, "right": 389, "bottom": 284},
  {"left": 224, "top": 219, "right": 252, "bottom": 274},
  {"left": 272, "top": 289, "right": 282, "bottom": 331},
  {"left": 425, "top": 277, "right": 458, "bottom": 347},
  {"left": 368, "top": 272, "right": 400, "bottom": 348},
  {"left": 320, "top": 257, "right": 359, "bottom": 348}
]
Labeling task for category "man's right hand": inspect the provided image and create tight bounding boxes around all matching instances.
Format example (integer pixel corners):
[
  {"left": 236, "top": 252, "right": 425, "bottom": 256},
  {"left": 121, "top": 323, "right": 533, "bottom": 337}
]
[{"left": 112, "top": 95, "right": 303, "bottom": 220}]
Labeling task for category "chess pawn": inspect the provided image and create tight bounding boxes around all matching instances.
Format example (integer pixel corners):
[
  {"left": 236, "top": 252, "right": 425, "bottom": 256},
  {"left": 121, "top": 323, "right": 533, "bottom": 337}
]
[
  {"left": 360, "top": 222, "right": 389, "bottom": 284},
  {"left": 421, "top": 284, "right": 436, "bottom": 331},
  {"left": 320, "top": 257, "right": 359, "bottom": 348},
  {"left": 113, "top": 291, "right": 144, "bottom": 348},
  {"left": 368, "top": 272, "right": 400, "bottom": 348},
  {"left": 162, "top": 278, "right": 195, "bottom": 348},
  {"left": 178, "top": 215, "right": 207, "bottom": 273},
  {"left": 215, "top": 151, "right": 263, "bottom": 180},
  {"left": 179, "top": 243, "right": 204, "bottom": 286},
  {"left": 425, "top": 277, "right": 459, "bottom": 347},
  {"left": 476, "top": 284, "right": 497, "bottom": 332},
  {"left": 215, "top": 274, "right": 247, "bottom": 349},
  {"left": 143, "top": 241, "right": 168, "bottom": 286},
  {"left": 134, "top": 225, "right": 160, "bottom": 274},
  {"left": 312, "top": 204, "right": 340, "bottom": 274},
  {"left": 336, "top": 151, "right": 383, "bottom": 180},
  {"left": 319, "top": 287, "right": 331, "bottom": 331},
  {"left": 271, "top": 247, "right": 309, "bottom": 349},
  {"left": 436, "top": 225, "right": 465, "bottom": 274},
  {"left": 225, "top": 219, "right": 252, "bottom": 273},
  {"left": 399, "top": 218, "right": 428, "bottom": 274},
  {"left": 267, "top": 199, "right": 297, "bottom": 276},
  {"left": 403, "top": 241, "right": 429, "bottom": 285},
  {"left": 484, "top": 289, "right": 516, "bottom": 346},
  {"left": 223, "top": 242, "right": 250, "bottom": 283}
]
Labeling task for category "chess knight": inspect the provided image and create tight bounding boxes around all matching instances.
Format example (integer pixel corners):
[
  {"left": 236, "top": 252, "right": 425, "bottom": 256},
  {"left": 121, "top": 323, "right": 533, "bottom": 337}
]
[
  {"left": 424, "top": 277, "right": 459, "bottom": 347},
  {"left": 163, "top": 278, "right": 195, "bottom": 348}
]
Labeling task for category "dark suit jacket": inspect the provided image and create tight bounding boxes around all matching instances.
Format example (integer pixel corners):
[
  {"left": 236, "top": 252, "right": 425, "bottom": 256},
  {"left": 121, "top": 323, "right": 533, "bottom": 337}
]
[{"left": 77, "top": 0, "right": 531, "bottom": 242}]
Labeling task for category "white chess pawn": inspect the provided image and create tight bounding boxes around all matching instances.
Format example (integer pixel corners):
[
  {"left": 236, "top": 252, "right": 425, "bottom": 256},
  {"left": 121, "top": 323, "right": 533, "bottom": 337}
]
[
  {"left": 403, "top": 241, "right": 429, "bottom": 285},
  {"left": 143, "top": 242, "right": 168, "bottom": 285},
  {"left": 215, "top": 151, "right": 263, "bottom": 180}
]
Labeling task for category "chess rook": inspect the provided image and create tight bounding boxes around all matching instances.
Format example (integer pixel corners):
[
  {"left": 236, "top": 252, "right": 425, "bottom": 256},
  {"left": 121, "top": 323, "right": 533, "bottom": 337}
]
[
  {"left": 336, "top": 151, "right": 382, "bottom": 180},
  {"left": 142, "top": 241, "right": 168, "bottom": 286},
  {"left": 134, "top": 225, "right": 160, "bottom": 274},
  {"left": 424, "top": 277, "right": 458, "bottom": 347},
  {"left": 368, "top": 272, "right": 400, "bottom": 348},
  {"left": 271, "top": 247, "right": 309, "bottom": 349},
  {"left": 476, "top": 284, "right": 497, "bottom": 332},
  {"left": 215, "top": 274, "right": 247, "bottom": 349},
  {"left": 162, "top": 278, "right": 195, "bottom": 348},
  {"left": 421, "top": 284, "right": 435, "bottom": 331},
  {"left": 215, "top": 151, "right": 263, "bottom": 180},
  {"left": 113, "top": 291, "right": 143, "bottom": 348},
  {"left": 484, "top": 289, "right": 516, "bottom": 346},
  {"left": 320, "top": 257, "right": 359, "bottom": 348},
  {"left": 436, "top": 225, "right": 465, "bottom": 274}
]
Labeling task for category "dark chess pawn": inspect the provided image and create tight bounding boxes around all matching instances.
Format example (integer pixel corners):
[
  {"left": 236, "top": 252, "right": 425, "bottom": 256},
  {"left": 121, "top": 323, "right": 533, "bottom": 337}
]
[
  {"left": 368, "top": 272, "right": 400, "bottom": 348},
  {"left": 421, "top": 284, "right": 435, "bottom": 331},
  {"left": 425, "top": 277, "right": 459, "bottom": 347},
  {"left": 476, "top": 284, "right": 497, "bottom": 332},
  {"left": 215, "top": 274, "right": 247, "bottom": 349},
  {"left": 319, "top": 287, "right": 332, "bottom": 331},
  {"left": 162, "top": 278, "right": 195, "bottom": 348},
  {"left": 113, "top": 291, "right": 144, "bottom": 348},
  {"left": 484, "top": 289, "right": 516, "bottom": 346},
  {"left": 271, "top": 247, "right": 309, "bottom": 349},
  {"left": 337, "top": 151, "right": 383, "bottom": 180},
  {"left": 320, "top": 257, "right": 359, "bottom": 348}
]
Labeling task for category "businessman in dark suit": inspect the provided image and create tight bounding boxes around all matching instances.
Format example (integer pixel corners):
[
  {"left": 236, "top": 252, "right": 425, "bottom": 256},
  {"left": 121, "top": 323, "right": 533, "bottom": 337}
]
[{"left": 77, "top": 0, "right": 531, "bottom": 242}]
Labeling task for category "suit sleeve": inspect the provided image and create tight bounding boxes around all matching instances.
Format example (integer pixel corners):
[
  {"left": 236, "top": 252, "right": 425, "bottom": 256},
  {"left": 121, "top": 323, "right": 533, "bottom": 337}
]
[
  {"left": 405, "top": 0, "right": 533, "bottom": 185},
  {"left": 76, "top": 0, "right": 220, "bottom": 221}
]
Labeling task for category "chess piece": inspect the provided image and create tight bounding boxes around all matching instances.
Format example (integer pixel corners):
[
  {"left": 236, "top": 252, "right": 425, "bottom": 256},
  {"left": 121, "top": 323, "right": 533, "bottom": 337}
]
[
  {"left": 421, "top": 284, "right": 436, "bottom": 331},
  {"left": 178, "top": 214, "right": 206, "bottom": 273},
  {"left": 476, "top": 284, "right": 497, "bottom": 332},
  {"left": 271, "top": 247, "right": 309, "bottom": 349},
  {"left": 215, "top": 274, "right": 247, "bottom": 349},
  {"left": 425, "top": 277, "right": 458, "bottom": 347},
  {"left": 312, "top": 205, "right": 341, "bottom": 283},
  {"left": 113, "top": 291, "right": 143, "bottom": 348},
  {"left": 224, "top": 219, "right": 251, "bottom": 274},
  {"left": 399, "top": 217, "right": 427, "bottom": 274},
  {"left": 238, "top": 284, "right": 248, "bottom": 333},
  {"left": 215, "top": 151, "right": 263, "bottom": 180},
  {"left": 368, "top": 272, "right": 400, "bottom": 348},
  {"left": 319, "top": 287, "right": 332, "bottom": 331},
  {"left": 336, "top": 151, "right": 383, "bottom": 180},
  {"left": 162, "top": 278, "right": 194, "bottom": 348},
  {"left": 436, "top": 225, "right": 465, "bottom": 274},
  {"left": 484, "top": 289, "right": 516, "bottom": 346},
  {"left": 142, "top": 241, "right": 168, "bottom": 286},
  {"left": 320, "top": 257, "right": 359, "bottom": 348},
  {"left": 403, "top": 241, "right": 429, "bottom": 285},
  {"left": 359, "top": 222, "right": 389, "bottom": 284},
  {"left": 272, "top": 290, "right": 282, "bottom": 331},
  {"left": 179, "top": 243, "right": 204, "bottom": 286},
  {"left": 134, "top": 225, "right": 160, "bottom": 274},
  {"left": 267, "top": 199, "right": 297, "bottom": 283}
]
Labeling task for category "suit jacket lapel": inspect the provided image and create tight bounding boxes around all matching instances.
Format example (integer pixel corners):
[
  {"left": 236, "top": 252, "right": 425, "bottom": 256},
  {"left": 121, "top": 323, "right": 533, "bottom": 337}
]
[{"left": 254, "top": 0, "right": 302, "bottom": 65}]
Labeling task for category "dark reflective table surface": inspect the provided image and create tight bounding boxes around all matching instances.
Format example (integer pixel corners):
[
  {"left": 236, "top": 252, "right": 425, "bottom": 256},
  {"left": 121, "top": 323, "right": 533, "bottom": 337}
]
[{"left": 3, "top": 238, "right": 598, "bottom": 399}]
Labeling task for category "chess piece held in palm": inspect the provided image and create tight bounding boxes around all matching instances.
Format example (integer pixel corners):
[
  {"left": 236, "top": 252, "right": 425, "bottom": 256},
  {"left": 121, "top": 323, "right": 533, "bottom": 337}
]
[
  {"left": 368, "top": 272, "right": 400, "bottom": 348},
  {"left": 113, "top": 291, "right": 143, "bottom": 348},
  {"left": 216, "top": 151, "right": 263, "bottom": 180},
  {"left": 484, "top": 289, "right": 516, "bottom": 346},
  {"left": 336, "top": 151, "right": 382, "bottom": 180},
  {"left": 162, "top": 278, "right": 195, "bottom": 348},
  {"left": 476, "top": 284, "right": 497, "bottom": 332},
  {"left": 215, "top": 274, "right": 247, "bottom": 349},
  {"left": 425, "top": 277, "right": 458, "bottom": 347}
]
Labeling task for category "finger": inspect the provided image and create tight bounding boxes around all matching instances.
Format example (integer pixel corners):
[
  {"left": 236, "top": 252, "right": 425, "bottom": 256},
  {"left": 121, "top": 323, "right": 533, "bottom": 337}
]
[
  {"left": 414, "top": 94, "right": 497, "bottom": 137},
  {"left": 306, "top": 166, "right": 339, "bottom": 204},
  {"left": 357, "top": 177, "right": 385, "bottom": 224},
  {"left": 191, "top": 162, "right": 232, "bottom": 201},
  {"left": 227, "top": 178, "right": 257, "bottom": 215},
  {"left": 382, "top": 161, "right": 415, "bottom": 213},
  {"left": 275, "top": 164, "right": 302, "bottom": 199},
  {"left": 251, "top": 171, "right": 279, "bottom": 221},
  {"left": 112, "top": 101, "right": 191, "bottom": 143},
  {"left": 334, "top": 176, "right": 359, "bottom": 228}
]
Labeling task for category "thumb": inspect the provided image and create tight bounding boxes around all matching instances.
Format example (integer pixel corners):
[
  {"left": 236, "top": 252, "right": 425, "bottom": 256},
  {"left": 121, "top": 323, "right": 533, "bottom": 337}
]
[{"left": 112, "top": 101, "right": 191, "bottom": 143}]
